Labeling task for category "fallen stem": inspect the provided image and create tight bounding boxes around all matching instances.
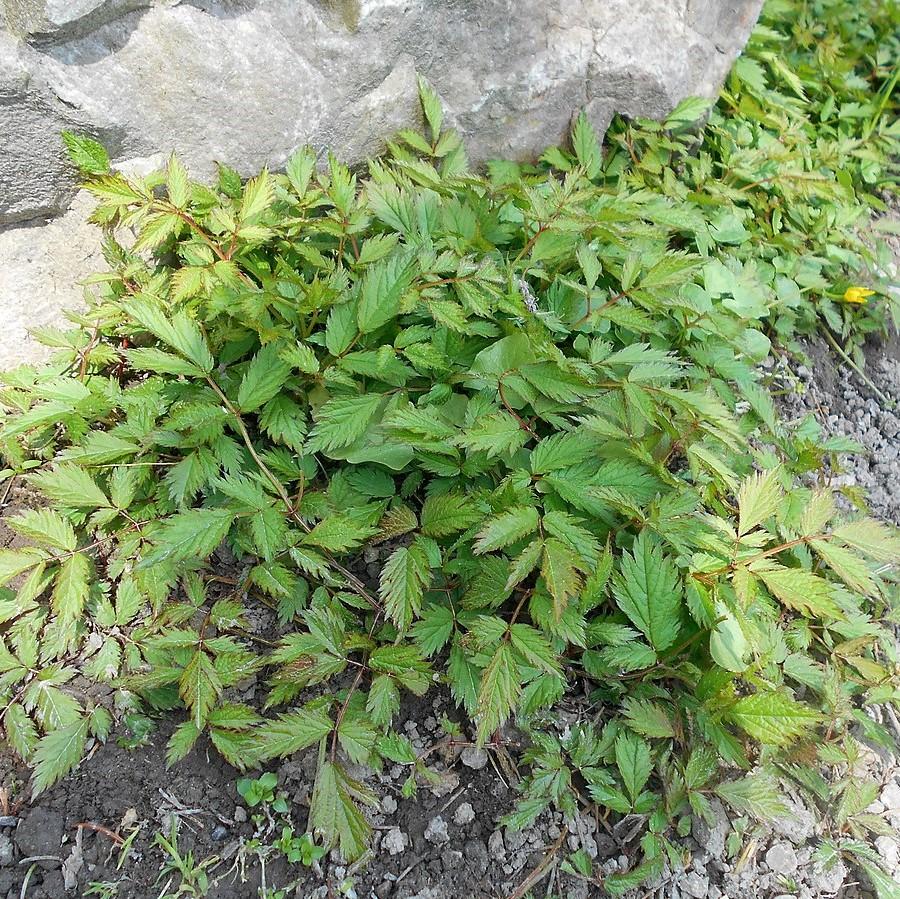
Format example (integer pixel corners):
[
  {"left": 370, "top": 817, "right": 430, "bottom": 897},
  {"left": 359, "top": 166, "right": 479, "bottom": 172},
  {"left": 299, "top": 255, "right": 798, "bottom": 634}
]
[{"left": 507, "top": 826, "right": 569, "bottom": 899}]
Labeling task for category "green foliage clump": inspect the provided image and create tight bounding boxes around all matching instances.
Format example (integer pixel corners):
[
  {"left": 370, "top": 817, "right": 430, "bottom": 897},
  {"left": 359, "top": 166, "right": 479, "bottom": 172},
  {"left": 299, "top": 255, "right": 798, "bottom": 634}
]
[{"left": 0, "top": 0, "right": 898, "bottom": 889}]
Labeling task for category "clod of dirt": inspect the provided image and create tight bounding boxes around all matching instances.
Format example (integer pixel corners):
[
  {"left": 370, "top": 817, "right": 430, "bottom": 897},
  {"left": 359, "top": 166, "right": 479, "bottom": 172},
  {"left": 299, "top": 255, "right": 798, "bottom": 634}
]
[
  {"left": 383, "top": 827, "right": 409, "bottom": 856},
  {"left": 0, "top": 835, "right": 13, "bottom": 866},
  {"left": 487, "top": 829, "right": 504, "bottom": 859},
  {"left": 15, "top": 807, "right": 64, "bottom": 866},
  {"left": 453, "top": 802, "right": 475, "bottom": 826},
  {"left": 875, "top": 836, "right": 900, "bottom": 874},
  {"left": 424, "top": 816, "right": 450, "bottom": 845}
]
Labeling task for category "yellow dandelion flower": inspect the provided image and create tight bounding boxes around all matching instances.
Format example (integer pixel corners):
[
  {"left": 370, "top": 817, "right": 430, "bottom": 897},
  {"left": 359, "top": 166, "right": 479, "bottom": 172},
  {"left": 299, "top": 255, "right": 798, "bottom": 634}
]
[{"left": 842, "top": 286, "right": 875, "bottom": 304}]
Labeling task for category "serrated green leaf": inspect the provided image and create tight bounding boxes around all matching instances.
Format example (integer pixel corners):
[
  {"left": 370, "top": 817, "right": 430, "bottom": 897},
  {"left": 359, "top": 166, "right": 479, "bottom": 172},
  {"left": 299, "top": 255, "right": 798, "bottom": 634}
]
[
  {"left": 729, "top": 691, "right": 820, "bottom": 745},
  {"left": 380, "top": 543, "right": 431, "bottom": 631},
  {"left": 306, "top": 394, "right": 383, "bottom": 453},
  {"left": 622, "top": 697, "right": 675, "bottom": 738},
  {"left": 237, "top": 343, "right": 292, "bottom": 413},
  {"left": 29, "top": 463, "right": 109, "bottom": 509},
  {"left": 142, "top": 508, "right": 236, "bottom": 567},
  {"left": 31, "top": 718, "right": 88, "bottom": 797},
  {"left": 420, "top": 492, "right": 481, "bottom": 537},
  {"left": 473, "top": 506, "right": 540, "bottom": 555},
  {"left": 541, "top": 537, "right": 583, "bottom": 620},
  {"left": 253, "top": 704, "right": 334, "bottom": 760},
  {"left": 615, "top": 731, "right": 652, "bottom": 800},
  {"left": 612, "top": 532, "right": 682, "bottom": 651},
  {"left": 715, "top": 771, "right": 788, "bottom": 822},
  {"left": 310, "top": 760, "right": 377, "bottom": 861},
  {"left": 737, "top": 468, "right": 782, "bottom": 536},
  {"left": 62, "top": 131, "right": 110, "bottom": 175},
  {"left": 476, "top": 642, "right": 520, "bottom": 744}
]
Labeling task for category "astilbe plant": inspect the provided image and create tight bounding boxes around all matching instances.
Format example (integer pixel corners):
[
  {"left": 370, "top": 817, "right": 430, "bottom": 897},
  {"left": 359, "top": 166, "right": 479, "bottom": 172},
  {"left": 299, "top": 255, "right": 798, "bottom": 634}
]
[{"left": 0, "top": 30, "right": 898, "bottom": 890}]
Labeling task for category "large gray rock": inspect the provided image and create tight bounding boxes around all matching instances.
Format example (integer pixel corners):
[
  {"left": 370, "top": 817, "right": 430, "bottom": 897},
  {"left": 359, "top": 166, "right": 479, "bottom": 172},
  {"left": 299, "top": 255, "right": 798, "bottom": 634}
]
[
  {"left": 1, "top": 0, "right": 763, "bottom": 226},
  {"left": 0, "top": 189, "right": 104, "bottom": 367},
  {"left": 0, "top": 0, "right": 763, "bottom": 367}
]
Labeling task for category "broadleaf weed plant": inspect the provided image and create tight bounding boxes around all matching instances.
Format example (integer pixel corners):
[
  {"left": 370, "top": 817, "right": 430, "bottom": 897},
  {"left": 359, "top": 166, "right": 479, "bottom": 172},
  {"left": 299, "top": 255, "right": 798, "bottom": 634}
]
[{"left": 0, "top": 0, "right": 898, "bottom": 891}]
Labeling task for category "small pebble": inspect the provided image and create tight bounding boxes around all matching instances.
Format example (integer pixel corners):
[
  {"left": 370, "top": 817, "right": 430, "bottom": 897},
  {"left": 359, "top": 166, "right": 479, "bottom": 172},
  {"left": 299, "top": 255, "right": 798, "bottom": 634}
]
[
  {"left": 460, "top": 747, "right": 488, "bottom": 770},
  {"left": 881, "top": 781, "right": 900, "bottom": 811},
  {"left": 425, "top": 816, "right": 450, "bottom": 845},
  {"left": 765, "top": 842, "right": 798, "bottom": 875},
  {"left": 383, "top": 827, "right": 408, "bottom": 856},
  {"left": 210, "top": 825, "right": 229, "bottom": 842},
  {"left": 454, "top": 802, "right": 475, "bottom": 826}
]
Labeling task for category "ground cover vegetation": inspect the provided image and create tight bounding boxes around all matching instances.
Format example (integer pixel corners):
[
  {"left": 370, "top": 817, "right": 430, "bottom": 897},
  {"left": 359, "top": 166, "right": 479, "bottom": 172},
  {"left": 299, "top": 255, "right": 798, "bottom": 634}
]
[{"left": 0, "top": 0, "right": 899, "bottom": 893}]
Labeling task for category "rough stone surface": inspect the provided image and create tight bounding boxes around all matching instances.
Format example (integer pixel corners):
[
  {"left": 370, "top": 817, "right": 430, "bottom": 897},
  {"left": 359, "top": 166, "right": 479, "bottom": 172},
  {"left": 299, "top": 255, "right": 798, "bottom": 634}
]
[
  {"left": 0, "top": 188, "right": 103, "bottom": 367},
  {"left": 0, "top": 0, "right": 763, "bottom": 225},
  {"left": 809, "top": 857, "right": 846, "bottom": 895},
  {"left": 765, "top": 842, "right": 798, "bottom": 876},
  {"left": 881, "top": 779, "right": 900, "bottom": 811},
  {"left": 771, "top": 796, "right": 817, "bottom": 845},
  {"left": 691, "top": 798, "right": 729, "bottom": 858}
]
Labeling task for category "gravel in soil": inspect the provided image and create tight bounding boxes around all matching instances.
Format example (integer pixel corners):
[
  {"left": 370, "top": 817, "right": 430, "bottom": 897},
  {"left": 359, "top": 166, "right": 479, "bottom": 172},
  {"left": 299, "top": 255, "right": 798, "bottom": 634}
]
[{"left": 771, "top": 334, "right": 900, "bottom": 525}]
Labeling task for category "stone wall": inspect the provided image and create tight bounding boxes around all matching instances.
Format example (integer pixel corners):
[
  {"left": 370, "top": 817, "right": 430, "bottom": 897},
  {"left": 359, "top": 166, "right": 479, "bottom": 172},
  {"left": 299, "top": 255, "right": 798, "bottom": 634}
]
[{"left": 0, "top": 0, "right": 764, "bottom": 365}]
